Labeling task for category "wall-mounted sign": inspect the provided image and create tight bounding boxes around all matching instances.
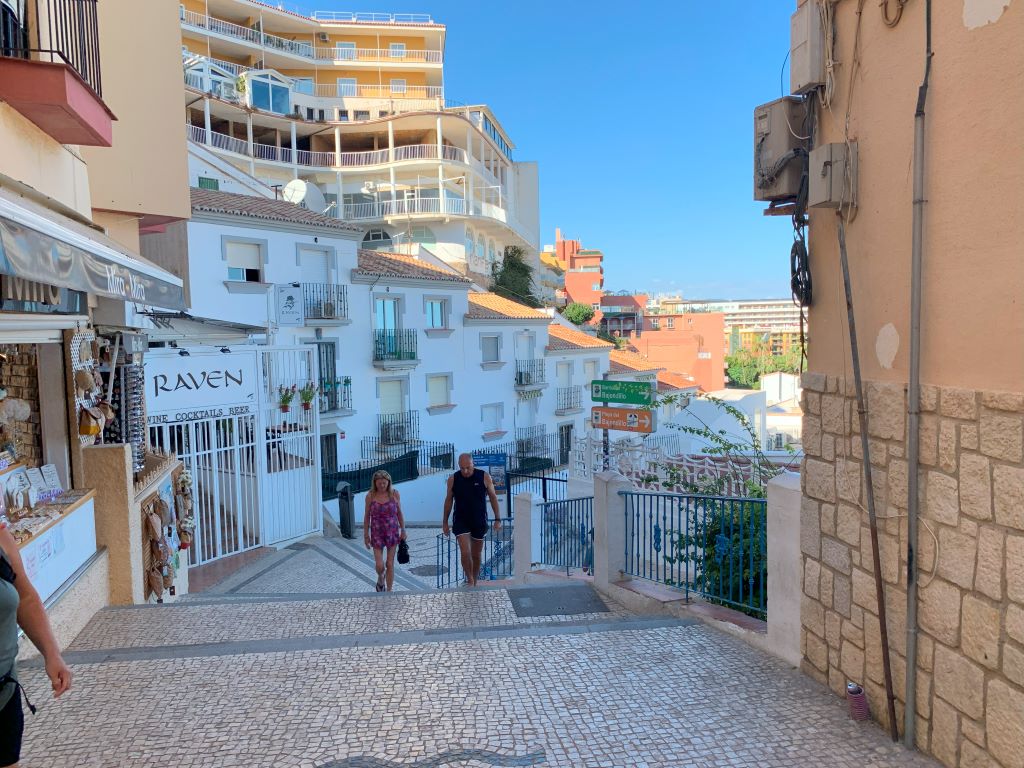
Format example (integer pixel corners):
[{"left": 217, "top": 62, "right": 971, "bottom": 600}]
[
  {"left": 591, "top": 380, "right": 655, "bottom": 406},
  {"left": 591, "top": 406, "right": 656, "bottom": 434},
  {"left": 276, "top": 285, "right": 305, "bottom": 326},
  {"left": 145, "top": 349, "right": 258, "bottom": 424}
]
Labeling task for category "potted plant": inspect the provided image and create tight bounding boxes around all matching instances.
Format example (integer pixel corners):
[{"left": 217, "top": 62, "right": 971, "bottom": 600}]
[
  {"left": 299, "top": 382, "right": 318, "bottom": 411},
  {"left": 278, "top": 384, "right": 297, "bottom": 413}
]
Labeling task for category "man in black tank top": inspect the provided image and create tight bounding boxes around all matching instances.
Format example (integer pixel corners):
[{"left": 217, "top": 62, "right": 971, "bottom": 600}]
[{"left": 442, "top": 453, "right": 501, "bottom": 586}]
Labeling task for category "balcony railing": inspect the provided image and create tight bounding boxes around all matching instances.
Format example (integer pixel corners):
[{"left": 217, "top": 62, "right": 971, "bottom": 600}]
[
  {"left": 515, "top": 360, "right": 546, "bottom": 388},
  {"left": 319, "top": 378, "right": 352, "bottom": 413},
  {"left": 182, "top": 11, "right": 441, "bottom": 65},
  {"left": 3, "top": 0, "right": 103, "bottom": 96},
  {"left": 373, "top": 329, "right": 417, "bottom": 362},
  {"left": 302, "top": 283, "right": 348, "bottom": 321},
  {"left": 377, "top": 411, "right": 420, "bottom": 445},
  {"left": 312, "top": 83, "right": 443, "bottom": 100},
  {"left": 556, "top": 386, "right": 582, "bottom": 413}
]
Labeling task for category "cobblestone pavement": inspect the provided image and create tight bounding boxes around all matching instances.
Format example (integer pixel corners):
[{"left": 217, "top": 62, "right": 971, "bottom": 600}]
[{"left": 17, "top": 536, "right": 941, "bottom": 767}]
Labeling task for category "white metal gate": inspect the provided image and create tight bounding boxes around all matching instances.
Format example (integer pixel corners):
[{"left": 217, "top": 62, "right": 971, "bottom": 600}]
[{"left": 146, "top": 346, "right": 322, "bottom": 567}]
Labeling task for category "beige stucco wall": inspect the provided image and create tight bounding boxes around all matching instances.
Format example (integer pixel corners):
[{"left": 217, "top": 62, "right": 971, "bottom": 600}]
[
  {"left": 80, "top": 0, "right": 190, "bottom": 223},
  {"left": 0, "top": 105, "right": 92, "bottom": 218},
  {"left": 805, "top": 1, "right": 1024, "bottom": 392}
]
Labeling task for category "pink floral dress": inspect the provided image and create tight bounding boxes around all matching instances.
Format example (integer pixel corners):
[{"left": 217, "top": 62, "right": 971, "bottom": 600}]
[{"left": 368, "top": 497, "right": 401, "bottom": 549}]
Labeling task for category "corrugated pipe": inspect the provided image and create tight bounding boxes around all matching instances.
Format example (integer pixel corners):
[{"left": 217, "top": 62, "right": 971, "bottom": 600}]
[{"left": 905, "top": 0, "right": 932, "bottom": 749}]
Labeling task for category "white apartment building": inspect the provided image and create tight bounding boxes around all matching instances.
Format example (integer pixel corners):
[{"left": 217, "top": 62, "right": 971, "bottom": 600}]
[
  {"left": 178, "top": 1, "right": 539, "bottom": 284},
  {"left": 651, "top": 296, "right": 802, "bottom": 331}
]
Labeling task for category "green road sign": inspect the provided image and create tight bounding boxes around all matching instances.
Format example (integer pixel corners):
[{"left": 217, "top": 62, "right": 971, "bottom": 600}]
[{"left": 590, "top": 379, "right": 654, "bottom": 406}]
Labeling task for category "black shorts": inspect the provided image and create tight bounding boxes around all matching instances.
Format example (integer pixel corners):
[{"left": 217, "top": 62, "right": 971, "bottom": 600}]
[
  {"left": 452, "top": 511, "right": 488, "bottom": 540},
  {"left": 0, "top": 690, "right": 23, "bottom": 767}
]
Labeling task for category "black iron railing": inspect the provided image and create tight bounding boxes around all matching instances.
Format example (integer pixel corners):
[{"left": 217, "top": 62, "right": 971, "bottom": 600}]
[
  {"left": 514, "top": 359, "right": 545, "bottom": 387},
  {"left": 556, "top": 385, "right": 582, "bottom": 412},
  {"left": 303, "top": 283, "right": 348, "bottom": 321},
  {"left": 319, "top": 378, "right": 352, "bottom": 413},
  {"left": 377, "top": 410, "right": 419, "bottom": 445},
  {"left": 361, "top": 436, "right": 453, "bottom": 471},
  {"left": 1, "top": 0, "right": 103, "bottom": 96},
  {"left": 373, "top": 329, "right": 417, "bottom": 362}
]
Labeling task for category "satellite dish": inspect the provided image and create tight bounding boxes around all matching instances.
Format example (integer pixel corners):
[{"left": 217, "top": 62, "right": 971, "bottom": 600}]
[{"left": 282, "top": 179, "right": 328, "bottom": 214}]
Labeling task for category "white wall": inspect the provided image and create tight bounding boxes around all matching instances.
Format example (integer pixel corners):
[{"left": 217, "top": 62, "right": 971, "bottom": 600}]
[
  {"left": 760, "top": 372, "right": 801, "bottom": 407},
  {"left": 671, "top": 390, "right": 769, "bottom": 454}
]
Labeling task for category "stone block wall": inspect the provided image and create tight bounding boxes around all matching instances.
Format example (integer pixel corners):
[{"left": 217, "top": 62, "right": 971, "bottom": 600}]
[
  {"left": 0, "top": 344, "right": 42, "bottom": 467},
  {"left": 800, "top": 373, "right": 1024, "bottom": 768}
]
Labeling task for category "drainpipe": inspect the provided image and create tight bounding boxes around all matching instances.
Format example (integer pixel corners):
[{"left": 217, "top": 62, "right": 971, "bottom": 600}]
[{"left": 905, "top": 0, "right": 932, "bottom": 749}]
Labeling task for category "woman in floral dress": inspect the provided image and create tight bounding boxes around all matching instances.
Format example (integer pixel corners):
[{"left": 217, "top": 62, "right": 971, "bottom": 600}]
[{"left": 363, "top": 470, "right": 406, "bottom": 592}]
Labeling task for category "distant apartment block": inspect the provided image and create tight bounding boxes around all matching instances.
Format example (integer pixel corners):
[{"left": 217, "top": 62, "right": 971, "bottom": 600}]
[
  {"left": 648, "top": 296, "right": 804, "bottom": 355},
  {"left": 632, "top": 310, "right": 726, "bottom": 393}
]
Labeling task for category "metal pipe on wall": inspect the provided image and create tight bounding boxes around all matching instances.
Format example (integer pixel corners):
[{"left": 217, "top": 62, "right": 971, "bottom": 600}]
[{"left": 905, "top": 0, "right": 933, "bottom": 749}]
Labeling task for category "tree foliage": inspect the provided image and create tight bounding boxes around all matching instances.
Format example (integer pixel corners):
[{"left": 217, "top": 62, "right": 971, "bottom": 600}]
[
  {"left": 491, "top": 246, "right": 541, "bottom": 308},
  {"left": 725, "top": 342, "right": 805, "bottom": 388},
  {"left": 563, "top": 302, "right": 595, "bottom": 325}
]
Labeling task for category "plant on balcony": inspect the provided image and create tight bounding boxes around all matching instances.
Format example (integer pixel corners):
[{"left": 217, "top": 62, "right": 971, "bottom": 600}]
[
  {"left": 299, "top": 382, "right": 319, "bottom": 410},
  {"left": 235, "top": 75, "right": 247, "bottom": 94},
  {"left": 278, "top": 384, "right": 297, "bottom": 413}
]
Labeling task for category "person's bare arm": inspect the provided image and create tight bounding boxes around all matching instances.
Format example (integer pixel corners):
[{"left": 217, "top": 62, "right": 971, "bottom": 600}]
[
  {"left": 362, "top": 494, "right": 372, "bottom": 549},
  {"left": 484, "top": 473, "right": 501, "bottom": 530},
  {"left": 394, "top": 490, "right": 406, "bottom": 539},
  {"left": 442, "top": 475, "right": 454, "bottom": 536},
  {"left": 0, "top": 527, "right": 71, "bottom": 698}
]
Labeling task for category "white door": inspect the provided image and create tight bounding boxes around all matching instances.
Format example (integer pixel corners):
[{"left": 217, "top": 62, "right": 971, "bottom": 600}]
[
  {"left": 337, "top": 77, "right": 356, "bottom": 97},
  {"left": 379, "top": 379, "right": 403, "bottom": 414},
  {"left": 298, "top": 247, "right": 329, "bottom": 283},
  {"left": 514, "top": 332, "right": 534, "bottom": 360},
  {"left": 557, "top": 362, "right": 572, "bottom": 387}
]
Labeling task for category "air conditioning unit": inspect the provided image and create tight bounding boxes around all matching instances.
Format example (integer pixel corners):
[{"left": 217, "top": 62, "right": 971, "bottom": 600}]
[
  {"left": 321, "top": 302, "right": 336, "bottom": 319},
  {"left": 381, "top": 423, "right": 407, "bottom": 444},
  {"left": 318, "top": 32, "right": 330, "bottom": 42},
  {"left": 515, "top": 371, "right": 531, "bottom": 386}
]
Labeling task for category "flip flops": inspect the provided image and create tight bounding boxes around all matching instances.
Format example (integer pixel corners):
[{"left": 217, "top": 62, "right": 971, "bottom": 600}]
[{"left": 375, "top": 574, "right": 385, "bottom": 592}]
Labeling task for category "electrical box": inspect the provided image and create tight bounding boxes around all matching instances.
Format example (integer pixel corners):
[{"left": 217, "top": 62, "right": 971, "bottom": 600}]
[
  {"left": 791, "top": 0, "right": 825, "bottom": 94},
  {"left": 809, "top": 142, "right": 858, "bottom": 209},
  {"left": 753, "top": 96, "right": 806, "bottom": 202}
]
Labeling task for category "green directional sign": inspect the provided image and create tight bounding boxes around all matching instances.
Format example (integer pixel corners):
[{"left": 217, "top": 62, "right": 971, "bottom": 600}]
[{"left": 590, "top": 379, "right": 655, "bottom": 406}]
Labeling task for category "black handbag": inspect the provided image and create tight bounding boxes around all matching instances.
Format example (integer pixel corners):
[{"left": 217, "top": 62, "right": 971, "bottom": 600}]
[{"left": 397, "top": 539, "right": 410, "bottom": 565}]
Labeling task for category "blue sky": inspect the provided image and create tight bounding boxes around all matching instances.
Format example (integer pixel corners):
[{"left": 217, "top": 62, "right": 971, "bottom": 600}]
[{"left": 336, "top": 1, "right": 795, "bottom": 298}]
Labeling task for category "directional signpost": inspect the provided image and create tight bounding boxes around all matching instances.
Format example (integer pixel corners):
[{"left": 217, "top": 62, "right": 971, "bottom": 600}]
[
  {"left": 591, "top": 405, "right": 656, "bottom": 434},
  {"left": 590, "top": 380, "right": 655, "bottom": 406}
]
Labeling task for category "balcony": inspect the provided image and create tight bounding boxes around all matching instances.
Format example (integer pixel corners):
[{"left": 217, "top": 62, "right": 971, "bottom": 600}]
[
  {"left": 302, "top": 283, "right": 349, "bottom": 324},
  {"left": 181, "top": 11, "right": 442, "bottom": 66},
  {"left": 514, "top": 359, "right": 547, "bottom": 391},
  {"left": 377, "top": 411, "right": 420, "bottom": 446},
  {"left": 0, "top": 0, "right": 115, "bottom": 146},
  {"left": 373, "top": 329, "right": 419, "bottom": 370},
  {"left": 555, "top": 385, "right": 583, "bottom": 415},
  {"left": 319, "top": 377, "right": 353, "bottom": 415}
]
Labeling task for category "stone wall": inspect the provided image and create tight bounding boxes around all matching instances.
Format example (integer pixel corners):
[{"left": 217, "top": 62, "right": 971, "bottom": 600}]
[
  {"left": 0, "top": 344, "right": 42, "bottom": 467},
  {"left": 800, "top": 373, "right": 1024, "bottom": 768}
]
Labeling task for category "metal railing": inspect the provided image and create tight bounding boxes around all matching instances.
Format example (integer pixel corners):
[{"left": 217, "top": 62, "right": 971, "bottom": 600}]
[
  {"left": 506, "top": 469, "right": 567, "bottom": 520},
  {"left": 541, "top": 497, "right": 594, "bottom": 574},
  {"left": 344, "top": 196, "right": 471, "bottom": 220},
  {"left": 319, "top": 378, "right": 352, "bottom": 413},
  {"left": 471, "top": 434, "right": 562, "bottom": 476},
  {"left": 209, "top": 129, "right": 248, "bottom": 155},
  {"left": 312, "top": 47, "right": 441, "bottom": 63},
  {"left": 302, "top": 283, "right": 348, "bottom": 320},
  {"left": 621, "top": 491, "right": 767, "bottom": 619},
  {"left": 361, "top": 437, "right": 452, "bottom": 470},
  {"left": 376, "top": 410, "right": 419, "bottom": 445},
  {"left": 373, "top": 329, "right": 417, "bottom": 362},
  {"left": 435, "top": 523, "right": 513, "bottom": 588},
  {"left": 3, "top": 0, "right": 103, "bottom": 96},
  {"left": 556, "top": 385, "right": 582, "bottom": 412},
  {"left": 514, "top": 359, "right": 546, "bottom": 387},
  {"left": 314, "top": 83, "right": 443, "bottom": 100}
]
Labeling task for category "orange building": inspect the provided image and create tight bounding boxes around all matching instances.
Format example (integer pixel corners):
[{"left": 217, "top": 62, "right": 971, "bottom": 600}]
[
  {"left": 629, "top": 312, "right": 726, "bottom": 392},
  {"left": 552, "top": 229, "right": 604, "bottom": 310}
]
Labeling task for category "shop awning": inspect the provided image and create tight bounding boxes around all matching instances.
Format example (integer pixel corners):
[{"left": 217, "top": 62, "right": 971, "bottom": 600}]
[{"left": 0, "top": 185, "right": 185, "bottom": 310}]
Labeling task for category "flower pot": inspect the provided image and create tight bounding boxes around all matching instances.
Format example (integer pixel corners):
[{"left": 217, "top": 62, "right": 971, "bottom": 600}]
[
  {"left": 301, "top": 401, "right": 312, "bottom": 411},
  {"left": 280, "top": 404, "right": 290, "bottom": 413}
]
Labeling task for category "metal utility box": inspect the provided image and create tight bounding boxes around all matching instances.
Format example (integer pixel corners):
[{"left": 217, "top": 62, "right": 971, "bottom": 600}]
[
  {"left": 336, "top": 481, "right": 355, "bottom": 538},
  {"left": 791, "top": 0, "right": 825, "bottom": 94},
  {"left": 753, "top": 96, "right": 807, "bottom": 202},
  {"left": 809, "top": 142, "right": 858, "bottom": 209}
]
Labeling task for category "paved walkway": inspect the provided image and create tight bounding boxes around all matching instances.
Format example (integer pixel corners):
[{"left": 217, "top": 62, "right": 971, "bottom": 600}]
[{"left": 16, "top": 536, "right": 941, "bottom": 767}]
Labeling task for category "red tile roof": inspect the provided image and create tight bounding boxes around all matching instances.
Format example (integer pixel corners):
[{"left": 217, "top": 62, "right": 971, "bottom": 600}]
[
  {"left": 355, "top": 250, "right": 471, "bottom": 283},
  {"left": 657, "top": 370, "right": 698, "bottom": 391},
  {"left": 190, "top": 187, "right": 363, "bottom": 233},
  {"left": 609, "top": 349, "right": 662, "bottom": 375},
  {"left": 466, "top": 292, "right": 549, "bottom": 320},
  {"left": 547, "top": 324, "right": 614, "bottom": 351}
]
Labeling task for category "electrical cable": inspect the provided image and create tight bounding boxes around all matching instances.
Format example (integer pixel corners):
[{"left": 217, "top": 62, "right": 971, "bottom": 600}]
[{"left": 880, "top": 0, "right": 907, "bottom": 27}]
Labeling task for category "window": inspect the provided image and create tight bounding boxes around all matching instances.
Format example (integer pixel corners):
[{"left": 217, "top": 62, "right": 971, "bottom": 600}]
[
  {"left": 1, "top": 0, "right": 27, "bottom": 57},
  {"left": 584, "top": 360, "right": 598, "bottom": 382},
  {"left": 362, "top": 228, "right": 392, "bottom": 250},
  {"left": 481, "top": 335, "right": 500, "bottom": 363},
  {"left": 592, "top": 283, "right": 601, "bottom": 291},
  {"left": 389, "top": 42, "right": 407, "bottom": 58},
  {"left": 427, "top": 375, "right": 451, "bottom": 407},
  {"left": 292, "top": 77, "right": 313, "bottom": 95},
  {"left": 651, "top": 318, "right": 659, "bottom": 330},
  {"left": 197, "top": 176, "right": 219, "bottom": 191},
  {"left": 338, "top": 110, "right": 350, "bottom": 122},
  {"left": 482, "top": 403, "right": 503, "bottom": 433},
  {"left": 390, "top": 78, "right": 407, "bottom": 95},
  {"left": 476, "top": 234, "right": 485, "bottom": 259},
  {"left": 225, "top": 241, "right": 262, "bottom": 282},
  {"left": 667, "top": 318, "right": 675, "bottom": 329},
  {"left": 488, "top": 240, "right": 497, "bottom": 264},
  {"left": 464, "top": 227, "right": 474, "bottom": 256},
  {"left": 335, "top": 41, "right": 356, "bottom": 60},
  {"left": 354, "top": 110, "right": 370, "bottom": 121},
  {"left": 425, "top": 299, "right": 447, "bottom": 329},
  {"left": 591, "top": 303, "right": 600, "bottom": 311},
  {"left": 250, "top": 76, "right": 290, "bottom": 114},
  {"left": 336, "top": 78, "right": 357, "bottom": 97}
]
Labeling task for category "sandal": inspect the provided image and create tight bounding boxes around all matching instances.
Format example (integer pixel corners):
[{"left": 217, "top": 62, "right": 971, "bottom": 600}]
[{"left": 375, "top": 575, "right": 384, "bottom": 592}]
